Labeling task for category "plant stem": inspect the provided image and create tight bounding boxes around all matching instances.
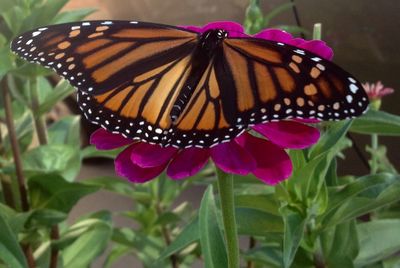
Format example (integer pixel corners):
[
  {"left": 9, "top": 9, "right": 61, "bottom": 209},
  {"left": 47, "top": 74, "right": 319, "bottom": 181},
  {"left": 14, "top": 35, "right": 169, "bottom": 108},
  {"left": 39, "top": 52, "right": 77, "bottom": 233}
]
[
  {"left": 2, "top": 77, "right": 35, "bottom": 268},
  {"left": 0, "top": 126, "right": 16, "bottom": 208},
  {"left": 155, "top": 202, "right": 179, "bottom": 268},
  {"left": 30, "top": 77, "right": 48, "bottom": 145},
  {"left": 216, "top": 168, "right": 240, "bottom": 268},
  {"left": 2, "top": 77, "right": 30, "bottom": 211},
  {"left": 29, "top": 78, "right": 60, "bottom": 268},
  {"left": 370, "top": 134, "right": 378, "bottom": 174}
]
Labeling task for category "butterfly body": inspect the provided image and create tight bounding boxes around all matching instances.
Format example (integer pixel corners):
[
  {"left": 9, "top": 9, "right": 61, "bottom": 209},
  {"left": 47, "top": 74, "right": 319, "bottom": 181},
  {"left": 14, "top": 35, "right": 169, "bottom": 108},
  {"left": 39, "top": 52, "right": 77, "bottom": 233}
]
[
  {"left": 171, "top": 29, "right": 227, "bottom": 123},
  {"left": 11, "top": 20, "right": 369, "bottom": 148}
]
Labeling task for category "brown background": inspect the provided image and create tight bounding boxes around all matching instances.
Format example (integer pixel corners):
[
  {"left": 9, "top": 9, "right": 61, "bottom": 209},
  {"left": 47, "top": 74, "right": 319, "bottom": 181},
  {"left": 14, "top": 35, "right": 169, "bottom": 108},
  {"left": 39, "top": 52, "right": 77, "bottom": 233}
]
[{"left": 63, "top": 0, "right": 400, "bottom": 267}]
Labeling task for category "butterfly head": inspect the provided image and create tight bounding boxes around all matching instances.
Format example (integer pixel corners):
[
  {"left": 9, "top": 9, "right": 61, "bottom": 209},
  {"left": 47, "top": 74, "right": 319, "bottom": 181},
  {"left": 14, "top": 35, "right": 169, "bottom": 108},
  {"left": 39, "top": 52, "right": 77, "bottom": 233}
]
[{"left": 200, "top": 29, "right": 228, "bottom": 52}]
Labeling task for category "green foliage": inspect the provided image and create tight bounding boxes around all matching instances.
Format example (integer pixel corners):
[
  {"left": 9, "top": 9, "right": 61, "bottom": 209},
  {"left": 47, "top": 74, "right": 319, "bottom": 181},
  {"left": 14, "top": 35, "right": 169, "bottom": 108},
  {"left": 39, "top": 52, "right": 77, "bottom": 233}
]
[{"left": 199, "top": 186, "right": 228, "bottom": 267}]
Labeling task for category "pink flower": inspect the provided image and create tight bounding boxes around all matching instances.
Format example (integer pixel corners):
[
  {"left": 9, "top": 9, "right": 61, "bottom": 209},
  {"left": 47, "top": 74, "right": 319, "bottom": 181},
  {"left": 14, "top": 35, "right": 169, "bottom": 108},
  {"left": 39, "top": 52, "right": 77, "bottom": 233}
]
[
  {"left": 362, "top": 81, "right": 394, "bottom": 100},
  {"left": 90, "top": 21, "right": 329, "bottom": 185}
]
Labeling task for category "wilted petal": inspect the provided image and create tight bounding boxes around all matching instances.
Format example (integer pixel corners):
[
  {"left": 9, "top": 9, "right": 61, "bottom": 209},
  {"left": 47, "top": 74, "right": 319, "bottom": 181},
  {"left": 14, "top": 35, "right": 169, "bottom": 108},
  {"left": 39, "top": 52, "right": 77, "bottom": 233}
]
[
  {"left": 211, "top": 140, "right": 256, "bottom": 175},
  {"left": 90, "top": 128, "right": 132, "bottom": 150},
  {"left": 115, "top": 145, "right": 165, "bottom": 183},
  {"left": 131, "top": 142, "right": 177, "bottom": 168},
  {"left": 253, "top": 121, "right": 320, "bottom": 149},
  {"left": 167, "top": 148, "right": 210, "bottom": 180},
  {"left": 237, "top": 133, "right": 292, "bottom": 185}
]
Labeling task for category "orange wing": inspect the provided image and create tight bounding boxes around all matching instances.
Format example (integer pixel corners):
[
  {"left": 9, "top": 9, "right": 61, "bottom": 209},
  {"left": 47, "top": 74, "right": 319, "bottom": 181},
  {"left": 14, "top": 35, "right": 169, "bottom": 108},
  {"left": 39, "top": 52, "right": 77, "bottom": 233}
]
[{"left": 218, "top": 38, "right": 369, "bottom": 124}]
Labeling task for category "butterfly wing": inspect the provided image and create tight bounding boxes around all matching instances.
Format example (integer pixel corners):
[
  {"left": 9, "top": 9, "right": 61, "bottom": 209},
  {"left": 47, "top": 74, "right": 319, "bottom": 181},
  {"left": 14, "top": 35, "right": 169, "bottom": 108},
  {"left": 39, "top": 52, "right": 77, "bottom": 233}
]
[
  {"left": 11, "top": 20, "right": 204, "bottom": 146},
  {"left": 216, "top": 37, "right": 369, "bottom": 125}
]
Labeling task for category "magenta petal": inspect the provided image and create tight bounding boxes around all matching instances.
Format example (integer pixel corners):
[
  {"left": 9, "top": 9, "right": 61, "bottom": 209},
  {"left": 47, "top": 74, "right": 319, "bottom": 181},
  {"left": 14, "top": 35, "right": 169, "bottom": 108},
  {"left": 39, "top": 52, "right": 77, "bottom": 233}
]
[
  {"left": 90, "top": 128, "right": 132, "bottom": 150},
  {"left": 130, "top": 142, "right": 177, "bottom": 168},
  {"left": 115, "top": 145, "right": 165, "bottom": 183},
  {"left": 201, "top": 21, "right": 247, "bottom": 37},
  {"left": 253, "top": 121, "right": 320, "bottom": 149},
  {"left": 178, "top": 25, "right": 202, "bottom": 32},
  {"left": 167, "top": 148, "right": 210, "bottom": 180},
  {"left": 254, "top": 29, "right": 293, "bottom": 43},
  {"left": 254, "top": 29, "right": 333, "bottom": 60},
  {"left": 298, "top": 40, "right": 333, "bottom": 60},
  {"left": 237, "top": 133, "right": 292, "bottom": 185},
  {"left": 211, "top": 140, "right": 256, "bottom": 175}
]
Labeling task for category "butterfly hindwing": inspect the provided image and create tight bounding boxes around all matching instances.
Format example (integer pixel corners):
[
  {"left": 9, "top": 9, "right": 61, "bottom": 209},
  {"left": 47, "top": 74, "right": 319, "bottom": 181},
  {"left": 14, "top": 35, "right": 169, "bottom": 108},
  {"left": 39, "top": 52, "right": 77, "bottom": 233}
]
[{"left": 219, "top": 37, "right": 369, "bottom": 124}]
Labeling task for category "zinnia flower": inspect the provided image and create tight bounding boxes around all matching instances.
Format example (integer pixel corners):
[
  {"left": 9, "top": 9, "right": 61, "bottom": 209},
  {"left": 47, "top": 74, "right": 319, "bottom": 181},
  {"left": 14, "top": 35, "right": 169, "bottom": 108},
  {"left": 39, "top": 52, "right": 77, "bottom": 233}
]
[
  {"left": 90, "top": 21, "right": 330, "bottom": 185},
  {"left": 362, "top": 81, "right": 394, "bottom": 100}
]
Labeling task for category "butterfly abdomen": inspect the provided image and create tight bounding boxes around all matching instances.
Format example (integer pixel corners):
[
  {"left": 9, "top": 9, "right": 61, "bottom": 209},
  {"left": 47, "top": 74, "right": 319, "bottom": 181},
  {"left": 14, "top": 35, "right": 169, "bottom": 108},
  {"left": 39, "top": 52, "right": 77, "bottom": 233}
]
[{"left": 170, "top": 29, "right": 227, "bottom": 123}]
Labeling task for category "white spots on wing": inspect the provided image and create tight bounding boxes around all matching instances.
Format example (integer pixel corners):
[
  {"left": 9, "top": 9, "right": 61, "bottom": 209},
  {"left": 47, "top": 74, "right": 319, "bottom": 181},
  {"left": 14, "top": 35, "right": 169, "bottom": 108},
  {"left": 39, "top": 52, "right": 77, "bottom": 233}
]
[
  {"left": 82, "top": 22, "right": 91, "bottom": 26},
  {"left": 26, "top": 39, "right": 33, "bottom": 45},
  {"left": 348, "top": 77, "right": 356, "bottom": 83},
  {"left": 294, "top": 49, "right": 305, "bottom": 55},
  {"left": 346, "top": 95, "right": 353, "bottom": 103},
  {"left": 350, "top": 84, "right": 358, "bottom": 93},
  {"left": 101, "top": 21, "right": 113, "bottom": 25},
  {"left": 311, "top": 57, "right": 321, "bottom": 62}
]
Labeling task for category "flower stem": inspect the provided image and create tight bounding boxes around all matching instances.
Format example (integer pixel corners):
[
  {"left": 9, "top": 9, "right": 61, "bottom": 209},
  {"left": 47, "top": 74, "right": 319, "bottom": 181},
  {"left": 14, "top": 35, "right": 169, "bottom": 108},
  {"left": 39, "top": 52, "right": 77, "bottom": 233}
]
[
  {"left": 370, "top": 134, "right": 379, "bottom": 174},
  {"left": 2, "top": 76, "right": 35, "bottom": 268},
  {"left": 216, "top": 168, "right": 240, "bottom": 268}
]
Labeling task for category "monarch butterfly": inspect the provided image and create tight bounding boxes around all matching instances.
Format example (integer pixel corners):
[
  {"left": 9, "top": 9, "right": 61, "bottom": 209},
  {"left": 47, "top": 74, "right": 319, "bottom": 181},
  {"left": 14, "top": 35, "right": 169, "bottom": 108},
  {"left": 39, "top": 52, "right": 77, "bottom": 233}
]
[{"left": 11, "top": 20, "right": 369, "bottom": 148}]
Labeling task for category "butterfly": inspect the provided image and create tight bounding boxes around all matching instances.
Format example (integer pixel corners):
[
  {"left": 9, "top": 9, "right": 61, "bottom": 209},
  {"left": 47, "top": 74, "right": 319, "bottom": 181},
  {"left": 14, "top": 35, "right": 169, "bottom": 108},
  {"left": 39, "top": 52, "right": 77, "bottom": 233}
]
[{"left": 11, "top": 20, "right": 369, "bottom": 148}]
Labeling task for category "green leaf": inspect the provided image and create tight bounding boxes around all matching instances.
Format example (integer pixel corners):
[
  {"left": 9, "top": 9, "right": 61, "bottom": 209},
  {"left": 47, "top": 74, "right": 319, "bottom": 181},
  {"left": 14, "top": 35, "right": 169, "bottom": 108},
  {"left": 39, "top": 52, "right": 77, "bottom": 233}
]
[
  {"left": 2, "top": 6, "right": 26, "bottom": 35},
  {"left": 351, "top": 109, "right": 400, "bottom": 136},
  {"left": 235, "top": 194, "right": 280, "bottom": 215},
  {"left": 321, "top": 174, "right": 400, "bottom": 228},
  {"left": 0, "top": 213, "right": 28, "bottom": 268},
  {"left": 20, "top": 0, "right": 69, "bottom": 31},
  {"left": 321, "top": 221, "right": 359, "bottom": 267},
  {"left": 62, "top": 218, "right": 112, "bottom": 268},
  {"left": 236, "top": 207, "right": 283, "bottom": 235},
  {"left": 199, "top": 186, "right": 228, "bottom": 268},
  {"left": 83, "top": 176, "right": 134, "bottom": 197},
  {"left": 0, "top": 46, "right": 14, "bottom": 78},
  {"left": 81, "top": 145, "right": 124, "bottom": 160},
  {"left": 38, "top": 80, "right": 74, "bottom": 116},
  {"left": 157, "top": 218, "right": 199, "bottom": 261},
  {"left": 243, "top": 245, "right": 282, "bottom": 268},
  {"left": 52, "top": 8, "right": 96, "bottom": 24},
  {"left": 280, "top": 206, "right": 308, "bottom": 268},
  {"left": 22, "top": 144, "right": 80, "bottom": 181},
  {"left": 309, "top": 120, "right": 353, "bottom": 159},
  {"left": 355, "top": 219, "right": 400, "bottom": 266},
  {"left": 103, "top": 245, "right": 131, "bottom": 268},
  {"left": 28, "top": 174, "right": 99, "bottom": 213},
  {"left": 48, "top": 115, "right": 81, "bottom": 147},
  {"left": 27, "top": 209, "right": 67, "bottom": 227}
]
